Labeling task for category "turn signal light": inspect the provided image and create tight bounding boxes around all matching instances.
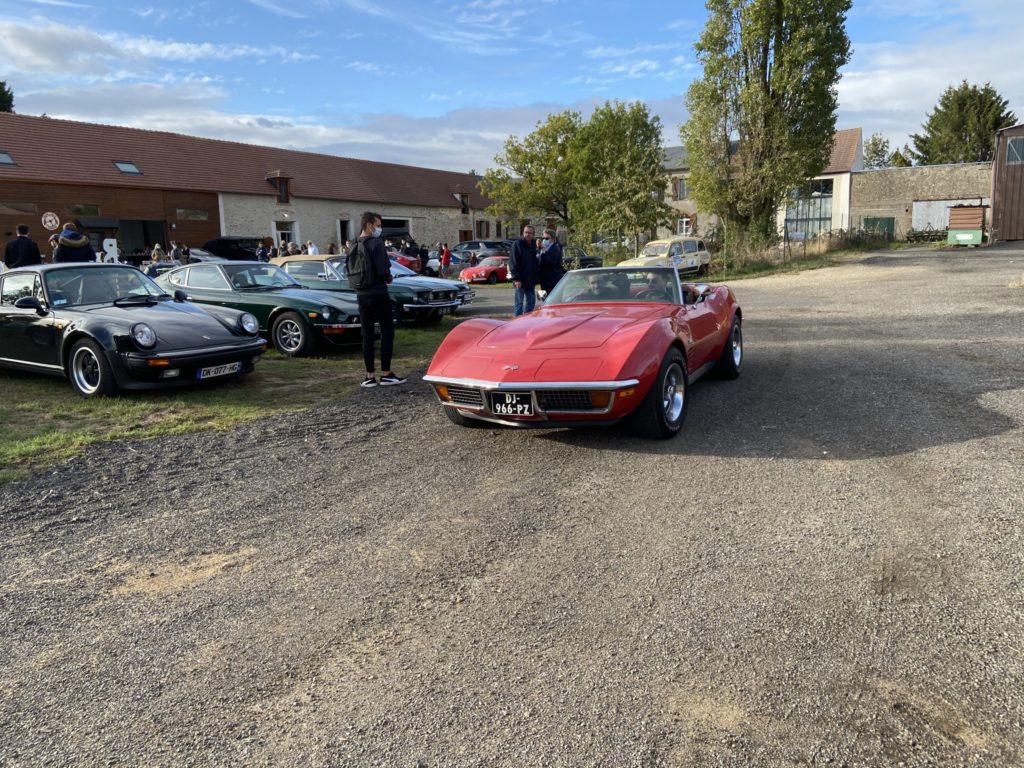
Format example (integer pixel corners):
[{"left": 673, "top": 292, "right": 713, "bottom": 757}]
[
  {"left": 146, "top": 358, "right": 171, "bottom": 367},
  {"left": 590, "top": 391, "right": 611, "bottom": 408},
  {"left": 434, "top": 384, "right": 451, "bottom": 401},
  {"left": 618, "top": 387, "right": 635, "bottom": 398}
]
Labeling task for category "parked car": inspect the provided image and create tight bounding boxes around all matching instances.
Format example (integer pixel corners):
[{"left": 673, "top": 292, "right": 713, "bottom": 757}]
[
  {"left": 155, "top": 261, "right": 361, "bottom": 356},
  {"left": 271, "top": 254, "right": 462, "bottom": 324},
  {"left": 424, "top": 251, "right": 471, "bottom": 277},
  {"left": 201, "top": 236, "right": 265, "bottom": 260},
  {"left": 182, "top": 247, "right": 227, "bottom": 264},
  {"left": 562, "top": 245, "right": 603, "bottom": 269},
  {"left": 592, "top": 236, "right": 635, "bottom": 252},
  {"left": 617, "top": 236, "right": 711, "bottom": 276},
  {"left": 389, "top": 260, "right": 475, "bottom": 308},
  {"left": 452, "top": 240, "right": 509, "bottom": 261},
  {"left": 459, "top": 255, "right": 510, "bottom": 284},
  {"left": 387, "top": 249, "right": 421, "bottom": 272},
  {"left": 0, "top": 263, "right": 265, "bottom": 397},
  {"left": 424, "top": 266, "right": 742, "bottom": 438}
]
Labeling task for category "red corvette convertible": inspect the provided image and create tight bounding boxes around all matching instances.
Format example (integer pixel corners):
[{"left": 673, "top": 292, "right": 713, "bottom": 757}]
[{"left": 424, "top": 267, "right": 742, "bottom": 438}]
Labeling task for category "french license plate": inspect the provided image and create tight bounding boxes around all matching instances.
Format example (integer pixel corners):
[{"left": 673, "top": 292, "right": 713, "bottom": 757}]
[
  {"left": 490, "top": 392, "right": 533, "bottom": 416},
  {"left": 197, "top": 361, "right": 242, "bottom": 380}
]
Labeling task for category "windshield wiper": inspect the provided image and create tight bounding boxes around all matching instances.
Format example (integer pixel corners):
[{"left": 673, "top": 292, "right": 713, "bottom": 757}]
[{"left": 113, "top": 294, "right": 160, "bottom": 305}]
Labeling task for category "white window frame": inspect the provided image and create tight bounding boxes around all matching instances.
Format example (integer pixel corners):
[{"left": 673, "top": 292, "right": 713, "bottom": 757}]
[
  {"left": 677, "top": 217, "right": 692, "bottom": 235},
  {"left": 1007, "top": 137, "right": 1024, "bottom": 165}
]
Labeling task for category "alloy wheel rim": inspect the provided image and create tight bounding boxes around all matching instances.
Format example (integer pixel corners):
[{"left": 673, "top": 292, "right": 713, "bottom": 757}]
[
  {"left": 732, "top": 324, "right": 743, "bottom": 366},
  {"left": 277, "top": 320, "right": 302, "bottom": 352},
  {"left": 72, "top": 348, "right": 100, "bottom": 394},
  {"left": 662, "top": 363, "right": 685, "bottom": 424}
]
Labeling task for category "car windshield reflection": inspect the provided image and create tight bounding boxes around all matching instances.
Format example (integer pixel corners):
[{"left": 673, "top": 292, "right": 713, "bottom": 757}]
[
  {"left": 44, "top": 266, "right": 165, "bottom": 307},
  {"left": 223, "top": 264, "right": 300, "bottom": 290},
  {"left": 544, "top": 268, "right": 681, "bottom": 305},
  {"left": 479, "top": 257, "right": 505, "bottom": 267}
]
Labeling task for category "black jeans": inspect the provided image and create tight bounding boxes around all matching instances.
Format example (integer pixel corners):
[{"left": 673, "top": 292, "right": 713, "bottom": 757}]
[{"left": 357, "top": 292, "right": 394, "bottom": 373}]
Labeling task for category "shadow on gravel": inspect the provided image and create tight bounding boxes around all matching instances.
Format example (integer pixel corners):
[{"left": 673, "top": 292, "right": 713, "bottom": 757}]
[{"left": 533, "top": 344, "right": 1020, "bottom": 461}]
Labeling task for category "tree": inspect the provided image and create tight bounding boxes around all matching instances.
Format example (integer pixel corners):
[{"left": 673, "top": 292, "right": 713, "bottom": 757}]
[
  {"left": 478, "top": 110, "right": 584, "bottom": 232},
  {"left": 889, "top": 145, "right": 912, "bottom": 167},
  {"left": 681, "top": 0, "right": 852, "bottom": 254},
  {"left": 910, "top": 81, "right": 1016, "bottom": 165},
  {"left": 863, "top": 132, "right": 891, "bottom": 169},
  {"left": 574, "top": 101, "right": 675, "bottom": 252},
  {"left": 0, "top": 81, "right": 13, "bottom": 113}
]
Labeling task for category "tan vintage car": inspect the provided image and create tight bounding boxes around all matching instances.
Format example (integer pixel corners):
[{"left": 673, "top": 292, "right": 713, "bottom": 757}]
[{"left": 617, "top": 235, "right": 711, "bottom": 276}]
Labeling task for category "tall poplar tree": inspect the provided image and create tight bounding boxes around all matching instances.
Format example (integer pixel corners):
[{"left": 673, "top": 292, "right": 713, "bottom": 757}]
[{"left": 682, "top": 0, "right": 852, "bottom": 252}]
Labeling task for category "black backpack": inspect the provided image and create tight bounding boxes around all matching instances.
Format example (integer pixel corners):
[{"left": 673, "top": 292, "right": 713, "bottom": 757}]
[{"left": 346, "top": 239, "right": 376, "bottom": 290}]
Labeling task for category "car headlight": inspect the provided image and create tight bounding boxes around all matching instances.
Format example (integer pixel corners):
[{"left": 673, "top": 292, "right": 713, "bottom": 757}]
[
  {"left": 321, "top": 305, "right": 332, "bottom": 320},
  {"left": 131, "top": 323, "right": 157, "bottom": 348},
  {"left": 239, "top": 312, "right": 259, "bottom": 335},
  {"left": 415, "top": 292, "right": 430, "bottom": 304}
]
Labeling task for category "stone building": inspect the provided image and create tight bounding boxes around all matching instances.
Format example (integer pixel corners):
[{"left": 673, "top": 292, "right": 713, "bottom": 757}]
[
  {"left": 849, "top": 162, "right": 991, "bottom": 239},
  {"left": 0, "top": 113, "right": 499, "bottom": 257}
]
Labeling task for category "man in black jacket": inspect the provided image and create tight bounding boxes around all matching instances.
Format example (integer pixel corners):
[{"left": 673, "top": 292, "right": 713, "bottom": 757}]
[
  {"left": 350, "top": 211, "right": 406, "bottom": 388},
  {"left": 509, "top": 223, "right": 537, "bottom": 316},
  {"left": 53, "top": 223, "right": 95, "bottom": 263},
  {"left": 3, "top": 224, "right": 42, "bottom": 269}
]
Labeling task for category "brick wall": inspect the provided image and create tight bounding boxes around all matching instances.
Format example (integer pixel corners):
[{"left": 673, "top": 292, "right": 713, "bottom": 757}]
[{"left": 850, "top": 163, "right": 991, "bottom": 238}]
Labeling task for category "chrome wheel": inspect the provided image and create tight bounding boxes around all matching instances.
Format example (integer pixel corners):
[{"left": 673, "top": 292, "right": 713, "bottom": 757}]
[
  {"left": 71, "top": 345, "right": 102, "bottom": 395},
  {"left": 272, "top": 312, "right": 309, "bottom": 356},
  {"left": 731, "top": 321, "right": 743, "bottom": 367},
  {"left": 661, "top": 362, "right": 686, "bottom": 425}
]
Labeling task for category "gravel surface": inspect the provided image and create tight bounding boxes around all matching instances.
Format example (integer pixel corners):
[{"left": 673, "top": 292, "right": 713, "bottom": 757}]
[{"left": 1, "top": 247, "right": 1022, "bottom": 766}]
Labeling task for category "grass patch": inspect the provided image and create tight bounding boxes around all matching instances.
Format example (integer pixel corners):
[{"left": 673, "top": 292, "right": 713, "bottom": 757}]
[
  {"left": 0, "top": 319, "right": 453, "bottom": 484},
  {"left": 713, "top": 253, "right": 836, "bottom": 280}
]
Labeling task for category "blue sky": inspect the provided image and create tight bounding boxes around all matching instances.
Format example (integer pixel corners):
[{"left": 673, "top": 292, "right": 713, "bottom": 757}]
[{"left": 1, "top": 0, "right": 1021, "bottom": 172}]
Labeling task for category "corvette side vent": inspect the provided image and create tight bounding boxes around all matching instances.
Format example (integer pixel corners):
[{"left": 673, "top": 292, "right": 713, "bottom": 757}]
[{"left": 447, "top": 386, "right": 484, "bottom": 407}]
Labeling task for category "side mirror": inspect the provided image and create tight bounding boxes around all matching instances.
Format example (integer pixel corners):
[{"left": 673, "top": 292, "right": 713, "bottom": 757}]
[
  {"left": 173, "top": 289, "right": 189, "bottom": 302},
  {"left": 693, "top": 283, "right": 712, "bottom": 302},
  {"left": 14, "top": 296, "right": 48, "bottom": 315}
]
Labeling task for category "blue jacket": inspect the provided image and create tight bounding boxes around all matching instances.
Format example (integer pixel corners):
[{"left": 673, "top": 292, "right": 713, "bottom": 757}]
[{"left": 509, "top": 237, "right": 537, "bottom": 287}]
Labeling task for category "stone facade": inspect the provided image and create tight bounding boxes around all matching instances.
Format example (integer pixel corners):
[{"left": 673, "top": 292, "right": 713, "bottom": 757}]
[
  {"left": 849, "top": 163, "right": 991, "bottom": 238},
  {"left": 219, "top": 193, "right": 502, "bottom": 250}
]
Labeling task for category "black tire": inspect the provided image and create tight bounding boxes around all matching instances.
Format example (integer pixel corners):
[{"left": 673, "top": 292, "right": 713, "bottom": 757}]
[
  {"left": 697, "top": 262, "right": 709, "bottom": 276},
  {"left": 271, "top": 311, "right": 312, "bottom": 356},
  {"left": 444, "top": 407, "right": 490, "bottom": 428},
  {"left": 715, "top": 316, "right": 743, "bottom": 379},
  {"left": 486, "top": 271, "right": 498, "bottom": 285},
  {"left": 628, "top": 348, "right": 688, "bottom": 439},
  {"left": 68, "top": 339, "right": 117, "bottom": 398}
]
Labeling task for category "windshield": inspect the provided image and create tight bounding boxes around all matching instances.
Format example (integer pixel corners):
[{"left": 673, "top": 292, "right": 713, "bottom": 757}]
[
  {"left": 479, "top": 257, "right": 505, "bottom": 267},
  {"left": 223, "top": 263, "right": 300, "bottom": 289},
  {"left": 642, "top": 242, "right": 670, "bottom": 256},
  {"left": 44, "top": 266, "right": 165, "bottom": 307},
  {"left": 544, "top": 268, "right": 681, "bottom": 305}
]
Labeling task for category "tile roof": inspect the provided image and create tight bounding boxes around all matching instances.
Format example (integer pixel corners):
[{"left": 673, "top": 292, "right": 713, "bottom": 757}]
[
  {"left": 661, "top": 128, "right": 862, "bottom": 174},
  {"left": 824, "top": 127, "right": 862, "bottom": 174},
  {"left": 0, "top": 113, "right": 489, "bottom": 209}
]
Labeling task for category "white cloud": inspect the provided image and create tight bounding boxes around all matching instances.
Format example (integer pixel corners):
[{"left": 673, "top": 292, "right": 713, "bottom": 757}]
[
  {"left": 586, "top": 43, "right": 675, "bottom": 59},
  {"left": 245, "top": 0, "right": 308, "bottom": 19}
]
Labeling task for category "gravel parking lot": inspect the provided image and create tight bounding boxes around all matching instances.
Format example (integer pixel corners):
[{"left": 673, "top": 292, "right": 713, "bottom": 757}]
[{"left": 1, "top": 247, "right": 1022, "bottom": 766}]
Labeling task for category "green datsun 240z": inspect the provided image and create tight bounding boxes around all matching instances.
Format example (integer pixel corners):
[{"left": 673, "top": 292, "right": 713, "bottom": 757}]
[{"left": 156, "top": 261, "right": 362, "bottom": 356}]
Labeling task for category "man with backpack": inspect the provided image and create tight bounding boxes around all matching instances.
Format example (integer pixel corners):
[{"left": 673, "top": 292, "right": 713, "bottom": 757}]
[{"left": 347, "top": 211, "right": 406, "bottom": 388}]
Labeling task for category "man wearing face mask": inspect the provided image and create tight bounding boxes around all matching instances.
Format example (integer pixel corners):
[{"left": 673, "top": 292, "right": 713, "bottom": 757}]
[
  {"left": 537, "top": 227, "right": 565, "bottom": 299},
  {"left": 352, "top": 211, "right": 406, "bottom": 388}
]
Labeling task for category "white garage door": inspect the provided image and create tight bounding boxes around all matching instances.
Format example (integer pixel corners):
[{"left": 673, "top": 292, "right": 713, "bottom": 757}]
[{"left": 912, "top": 198, "right": 989, "bottom": 230}]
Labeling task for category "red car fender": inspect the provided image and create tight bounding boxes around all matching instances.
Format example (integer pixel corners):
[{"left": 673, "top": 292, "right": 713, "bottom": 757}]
[
  {"left": 430, "top": 317, "right": 505, "bottom": 366},
  {"left": 613, "top": 317, "right": 685, "bottom": 399}
]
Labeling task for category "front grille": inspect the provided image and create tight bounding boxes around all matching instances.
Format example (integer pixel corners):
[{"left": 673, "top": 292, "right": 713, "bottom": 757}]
[
  {"left": 537, "top": 390, "right": 596, "bottom": 411},
  {"left": 447, "top": 386, "right": 484, "bottom": 407},
  {"left": 430, "top": 291, "right": 456, "bottom": 302}
]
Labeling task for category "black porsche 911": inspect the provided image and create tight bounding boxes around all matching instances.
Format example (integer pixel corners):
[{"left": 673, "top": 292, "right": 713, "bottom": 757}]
[{"left": 0, "top": 263, "right": 267, "bottom": 397}]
